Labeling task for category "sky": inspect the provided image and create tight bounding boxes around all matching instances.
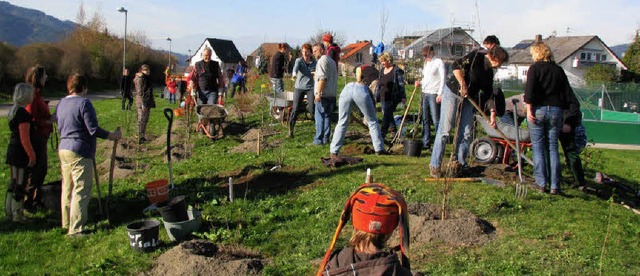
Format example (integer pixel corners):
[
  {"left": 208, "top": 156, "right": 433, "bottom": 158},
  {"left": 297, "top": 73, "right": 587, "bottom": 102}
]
[{"left": 8, "top": 0, "right": 640, "bottom": 57}]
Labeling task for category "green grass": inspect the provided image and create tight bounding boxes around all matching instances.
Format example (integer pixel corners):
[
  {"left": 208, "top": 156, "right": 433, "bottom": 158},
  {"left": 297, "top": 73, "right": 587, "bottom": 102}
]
[{"left": 1, "top": 75, "right": 639, "bottom": 275}]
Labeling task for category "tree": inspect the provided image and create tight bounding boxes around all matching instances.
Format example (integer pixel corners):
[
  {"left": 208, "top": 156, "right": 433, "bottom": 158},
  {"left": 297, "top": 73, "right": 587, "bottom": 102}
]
[
  {"left": 622, "top": 30, "right": 640, "bottom": 74},
  {"left": 584, "top": 64, "right": 618, "bottom": 86},
  {"left": 308, "top": 29, "right": 346, "bottom": 47}
]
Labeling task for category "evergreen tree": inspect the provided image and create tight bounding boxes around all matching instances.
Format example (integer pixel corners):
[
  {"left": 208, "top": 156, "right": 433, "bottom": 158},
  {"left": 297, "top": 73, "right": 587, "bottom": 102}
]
[{"left": 622, "top": 30, "right": 640, "bottom": 73}]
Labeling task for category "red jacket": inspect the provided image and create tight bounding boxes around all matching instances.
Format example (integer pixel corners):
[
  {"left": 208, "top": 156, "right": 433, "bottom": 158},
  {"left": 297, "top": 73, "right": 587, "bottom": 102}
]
[{"left": 25, "top": 88, "right": 52, "bottom": 138}]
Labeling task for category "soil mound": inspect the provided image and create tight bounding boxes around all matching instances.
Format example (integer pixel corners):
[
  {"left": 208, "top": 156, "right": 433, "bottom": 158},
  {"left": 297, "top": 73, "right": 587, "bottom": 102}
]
[{"left": 147, "top": 240, "right": 266, "bottom": 276}]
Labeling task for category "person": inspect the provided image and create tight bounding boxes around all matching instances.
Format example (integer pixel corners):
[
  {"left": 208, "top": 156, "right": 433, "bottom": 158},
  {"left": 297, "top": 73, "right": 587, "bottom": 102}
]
[
  {"left": 288, "top": 43, "right": 316, "bottom": 138},
  {"left": 429, "top": 46, "right": 509, "bottom": 178},
  {"left": 5, "top": 83, "right": 36, "bottom": 222},
  {"left": 317, "top": 183, "right": 411, "bottom": 276},
  {"left": 231, "top": 61, "right": 247, "bottom": 98},
  {"left": 134, "top": 64, "right": 155, "bottom": 144},
  {"left": 191, "top": 48, "right": 224, "bottom": 105},
  {"left": 166, "top": 77, "right": 177, "bottom": 104},
  {"left": 55, "top": 74, "right": 121, "bottom": 237},
  {"left": 329, "top": 66, "right": 385, "bottom": 156},
  {"left": 24, "top": 65, "right": 52, "bottom": 212},
  {"left": 524, "top": 41, "right": 569, "bottom": 195},
  {"left": 377, "top": 52, "right": 406, "bottom": 140},
  {"left": 312, "top": 43, "right": 338, "bottom": 145},
  {"left": 415, "top": 45, "right": 447, "bottom": 150},
  {"left": 560, "top": 84, "right": 587, "bottom": 190},
  {"left": 482, "top": 35, "right": 501, "bottom": 51},
  {"left": 322, "top": 33, "right": 341, "bottom": 66},
  {"left": 270, "top": 43, "right": 288, "bottom": 94},
  {"left": 120, "top": 68, "right": 133, "bottom": 110}
]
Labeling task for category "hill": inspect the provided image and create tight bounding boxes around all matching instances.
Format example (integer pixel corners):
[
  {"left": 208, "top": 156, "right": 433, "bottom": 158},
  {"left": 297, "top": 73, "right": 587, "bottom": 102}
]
[
  {"left": 0, "top": 1, "right": 76, "bottom": 46},
  {"left": 610, "top": 43, "right": 629, "bottom": 58}
]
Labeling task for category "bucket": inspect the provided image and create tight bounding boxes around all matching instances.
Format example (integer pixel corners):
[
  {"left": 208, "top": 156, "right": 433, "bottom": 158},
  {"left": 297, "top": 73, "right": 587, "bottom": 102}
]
[
  {"left": 163, "top": 207, "right": 202, "bottom": 241},
  {"left": 145, "top": 179, "right": 169, "bottom": 204},
  {"left": 157, "top": 196, "right": 188, "bottom": 223},
  {"left": 403, "top": 140, "right": 423, "bottom": 157},
  {"left": 126, "top": 219, "right": 161, "bottom": 252}
]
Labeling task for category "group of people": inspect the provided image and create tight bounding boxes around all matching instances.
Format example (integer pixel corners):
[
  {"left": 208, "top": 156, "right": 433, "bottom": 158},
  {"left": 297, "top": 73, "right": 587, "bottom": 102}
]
[{"left": 6, "top": 66, "right": 120, "bottom": 238}]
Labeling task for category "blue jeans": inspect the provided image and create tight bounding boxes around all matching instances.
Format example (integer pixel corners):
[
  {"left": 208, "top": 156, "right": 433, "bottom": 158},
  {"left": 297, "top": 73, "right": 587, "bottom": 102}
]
[
  {"left": 271, "top": 78, "right": 284, "bottom": 94},
  {"left": 330, "top": 83, "right": 384, "bottom": 154},
  {"left": 198, "top": 90, "right": 218, "bottom": 105},
  {"left": 528, "top": 105, "right": 563, "bottom": 190},
  {"left": 314, "top": 97, "right": 335, "bottom": 145},
  {"left": 289, "top": 88, "right": 314, "bottom": 125},
  {"left": 380, "top": 101, "right": 398, "bottom": 137},
  {"left": 430, "top": 91, "right": 474, "bottom": 169},
  {"left": 421, "top": 93, "right": 440, "bottom": 147}
]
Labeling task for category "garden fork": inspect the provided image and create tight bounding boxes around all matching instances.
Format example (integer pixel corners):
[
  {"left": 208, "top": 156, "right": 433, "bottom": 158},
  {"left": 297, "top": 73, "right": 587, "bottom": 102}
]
[{"left": 512, "top": 99, "right": 527, "bottom": 200}]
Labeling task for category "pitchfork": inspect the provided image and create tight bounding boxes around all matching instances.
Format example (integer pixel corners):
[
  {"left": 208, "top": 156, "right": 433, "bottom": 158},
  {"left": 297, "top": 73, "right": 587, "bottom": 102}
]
[{"left": 512, "top": 99, "right": 527, "bottom": 200}]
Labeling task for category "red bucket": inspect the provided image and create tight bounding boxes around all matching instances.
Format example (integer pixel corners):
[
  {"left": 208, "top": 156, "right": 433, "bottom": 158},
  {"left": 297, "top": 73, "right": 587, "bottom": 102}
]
[{"left": 145, "top": 179, "right": 169, "bottom": 204}]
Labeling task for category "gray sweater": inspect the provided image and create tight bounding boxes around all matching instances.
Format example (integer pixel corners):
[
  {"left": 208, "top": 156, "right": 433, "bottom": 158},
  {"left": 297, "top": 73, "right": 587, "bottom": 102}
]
[
  {"left": 292, "top": 57, "right": 316, "bottom": 90},
  {"left": 315, "top": 55, "right": 338, "bottom": 98},
  {"left": 55, "top": 95, "right": 109, "bottom": 159}
]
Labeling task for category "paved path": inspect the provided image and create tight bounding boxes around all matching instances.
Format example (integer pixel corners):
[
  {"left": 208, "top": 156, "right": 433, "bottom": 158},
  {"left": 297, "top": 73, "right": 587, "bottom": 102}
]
[{"left": 0, "top": 90, "right": 120, "bottom": 117}]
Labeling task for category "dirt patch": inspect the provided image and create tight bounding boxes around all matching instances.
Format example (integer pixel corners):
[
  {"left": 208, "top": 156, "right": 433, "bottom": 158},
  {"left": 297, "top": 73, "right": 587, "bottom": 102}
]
[
  {"left": 460, "top": 164, "right": 536, "bottom": 186},
  {"left": 230, "top": 128, "right": 282, "bottom": 154},
  {"left": 241, "top": 128, "right": 279, "bottom": 141},
  {"left": 97, "top": 157, "right": 149, "bottom": 181},
  {"left": 390, "top": 203, "right": 495, "bottom": 247},
  {"left": 147, "top": 240, "right": 267, "bottom": 276},
  {"left": 341, "top": 144, "right": 374, "bottom": 155}
]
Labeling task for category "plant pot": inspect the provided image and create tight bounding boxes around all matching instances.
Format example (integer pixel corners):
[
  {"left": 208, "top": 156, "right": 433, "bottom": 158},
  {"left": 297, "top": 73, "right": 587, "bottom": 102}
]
[
  {"left": 156, "top": 195, "right": 188, "bottom": 223},
  {"left": 403, "top": 140, "right": 423, "bottom": 157},
  {"left": 126, "top": 219, "right": 161, "bottom": 252},
  {"left": 163, "top": 207, "right": 202, "bottom": 241},
  {"left": 145, "top": 179, "right": 169, "bottom": 204}
]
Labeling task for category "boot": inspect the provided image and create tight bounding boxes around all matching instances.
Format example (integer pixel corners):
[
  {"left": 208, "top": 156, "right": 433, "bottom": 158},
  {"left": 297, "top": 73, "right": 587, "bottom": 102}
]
[
  {"left": 4, "top": 192, "right": 13, "bottom": 221},
  {"left": 11, "top": 199, "right": 26, "bottom": 223},
  {"left": 287, "top": 122, "right": 295, "bottom": 138}
]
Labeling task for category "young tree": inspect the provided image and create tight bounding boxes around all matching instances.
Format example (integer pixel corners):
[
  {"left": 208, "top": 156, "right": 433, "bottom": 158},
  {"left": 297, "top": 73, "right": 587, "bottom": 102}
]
[
  {"left": 622, "top": 30, "right": 640, "bottom": 74},
  {"left": 308, "top": 29, "right": 346, "bottom": 46}
]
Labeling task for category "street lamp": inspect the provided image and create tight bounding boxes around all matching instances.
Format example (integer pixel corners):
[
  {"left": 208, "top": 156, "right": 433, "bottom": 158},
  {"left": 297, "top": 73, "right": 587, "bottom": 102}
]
[
  {"left": 117, "top": 7, "right": 127, "bottom": 73},
  {"left": 166, "top": 37, "right": 172, "bottom": 69}
]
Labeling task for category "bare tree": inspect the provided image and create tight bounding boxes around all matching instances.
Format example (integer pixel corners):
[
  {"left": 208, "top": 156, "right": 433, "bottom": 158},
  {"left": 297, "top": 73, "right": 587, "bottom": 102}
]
[
  {"left": 308, "top": 29, "right": 346, "bottom": 46},
  {"left": 379, "top": 4, "right": 389, "bottom": 43}
]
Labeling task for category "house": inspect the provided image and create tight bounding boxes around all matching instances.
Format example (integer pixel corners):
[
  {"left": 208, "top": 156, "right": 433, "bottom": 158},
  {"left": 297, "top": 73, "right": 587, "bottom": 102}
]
[
  {"left": 188, "top": 38, "right": 244, "bottom": 73},
  {"left": 339, "top": 40, "right": 374, "bottom": 75},
  {"left": 247, "top": 42, "right": 292, "bottom": 72},
  {"left": 497, "top": 35, "right": 628, "bottom": 87},
  {"left": 394, "top": 27, "right": 481, "bottom": 61}
]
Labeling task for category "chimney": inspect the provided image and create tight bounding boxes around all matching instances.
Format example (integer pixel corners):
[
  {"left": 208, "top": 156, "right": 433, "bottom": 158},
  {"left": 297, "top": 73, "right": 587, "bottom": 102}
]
[{"left": 535, "top": 34, "right": 542, "bottom": 42}]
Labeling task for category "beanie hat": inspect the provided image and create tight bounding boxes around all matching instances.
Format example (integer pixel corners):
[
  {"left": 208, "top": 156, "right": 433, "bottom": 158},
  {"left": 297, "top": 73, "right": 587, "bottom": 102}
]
[
  {"left": 322, "top": 33, "right": 333, "bottom": 43},
  {"left": 317, "top": 183, "right": 410, "bottom": 276}
]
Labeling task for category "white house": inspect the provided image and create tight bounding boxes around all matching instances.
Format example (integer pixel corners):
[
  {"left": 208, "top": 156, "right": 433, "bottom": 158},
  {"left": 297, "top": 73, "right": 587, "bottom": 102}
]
[
  {"left": 497, "top": 36, "right": 627, "bottom": 87},
  {"left": 188, "top": 38, "right": 244, "bottom": 73},
  {"left": 393, "top": 27, "right": 481, "bottom": 62}
]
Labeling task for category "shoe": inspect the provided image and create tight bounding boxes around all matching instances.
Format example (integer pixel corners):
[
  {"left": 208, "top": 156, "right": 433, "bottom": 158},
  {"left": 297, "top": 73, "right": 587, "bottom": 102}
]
[
  {"left": 429, "top": 166, "right": 441, "bottom": 179},
  {"left": 66, "top": 232, "right": 86, "bottom": 239},
  {"left": 329, "top": 153, "right": 339, "bottom": 159},
  {"left": 287, "top": 124, "right": 294, "bottom": 138},
  {"left": 375, "top": 150, "right": 389, "bottom": 155},
  {"left": 530, "top": 184, "right": 546, "bottom": 193},
  {"left": 550, "top": 189, "right": 561, "bottom": 195}
]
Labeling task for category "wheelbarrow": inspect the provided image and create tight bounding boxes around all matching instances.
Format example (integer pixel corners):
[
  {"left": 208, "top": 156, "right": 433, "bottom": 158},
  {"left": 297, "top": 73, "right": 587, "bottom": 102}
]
[
  {"left": 264, "top": 91, "right": 294, "bottom": 123},
  {"left": 471, "top": 115, "right": 532, "bottom": 165},
  {"left": 195, "top": 104, "right": 227, "bottom": 140}
]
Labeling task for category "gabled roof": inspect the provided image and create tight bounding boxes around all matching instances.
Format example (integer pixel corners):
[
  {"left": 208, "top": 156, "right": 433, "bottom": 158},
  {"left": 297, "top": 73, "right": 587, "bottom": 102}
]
[
  {"left": 405, "top": 27, "right": 465, "bottom": 49},
  {"left": 249, "top": 43, "right": 292, "bottom": 58},
  {"left": 341, "top": 41, "right": 372, "bottom": 60},
  {"left": 197, "top": 38, "right": 244, "bottom": 63}
]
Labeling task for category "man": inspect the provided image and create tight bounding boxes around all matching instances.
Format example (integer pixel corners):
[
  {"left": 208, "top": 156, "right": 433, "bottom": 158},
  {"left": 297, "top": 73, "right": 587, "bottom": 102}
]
[
  {"left": 483, "top": 35, "right": 501, "bottom": 51},
  {"left": 322, "top": 33, "right": 341, "bottom": 66},
  {"left": 120, "top": 68, "right": 133, "bottom": 110},
  {"left": 329, "top": 66, "right": 385, "bottom": 157},
  {"left": 270, "top": 43, "right": 287, "bottom": 94},
  {"left": 191, "top": 48, "right": 224, "bottom": 105},
  {"left": 313, "top": 43, "right": 338, "bottom": 145},
  {"left": 415, "top": 45, "right": 447, "bottom": 150},
  {"left": 429, "top": 46, "right": 509, "bottom": 178}
]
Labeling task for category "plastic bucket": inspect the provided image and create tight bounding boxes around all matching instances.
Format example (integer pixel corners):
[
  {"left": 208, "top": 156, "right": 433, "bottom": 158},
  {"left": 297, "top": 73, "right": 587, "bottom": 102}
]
[
  {"left": 157, "top": 196, "right": 188, "bottom": 223},
  {"left": 126, "top": 219, "right": 161, "bottom": 252},
  {"left": 403, "top": 140, "right": 423, "bottom": 157},
  {"left": 163, "top": 207, "right": 202, "bottom": 241},
  {"left": 145, "top": 179, "right": 169, "bottom": 204}
]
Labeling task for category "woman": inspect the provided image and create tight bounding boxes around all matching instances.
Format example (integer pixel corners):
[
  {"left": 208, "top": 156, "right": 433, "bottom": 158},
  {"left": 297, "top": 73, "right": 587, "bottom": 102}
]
[
  {"left": 134, "top": 64, "right": 155, "bottom": 144},
  {"left": 55, "top": 74, "right": 121, "bottom": 237},
  {"left": 288, "top": 43, "right": 316, "bottom": 138},
  {"left": 24, "top": 65, "right": 52, "bottom": 211},
  {"left": 415, "top": 45, "right": 447, "bottom": 149},
  {"left": 524, "top": 42, "right": 569, "bottom": 195},
  {"left": 5, "top": 83, "right": 36, "bottom": 222},
  {"left": 377, "top": 52, "right": 406, "bottom": 139},
  {"left": 317, "top": 183, "right": 411, "bottom": 276}
]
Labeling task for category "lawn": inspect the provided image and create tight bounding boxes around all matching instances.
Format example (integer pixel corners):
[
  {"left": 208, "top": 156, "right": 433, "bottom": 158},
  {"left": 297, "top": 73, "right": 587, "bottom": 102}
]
[{"left": 0, "top": 75, "right": 639, "bottom": 275}]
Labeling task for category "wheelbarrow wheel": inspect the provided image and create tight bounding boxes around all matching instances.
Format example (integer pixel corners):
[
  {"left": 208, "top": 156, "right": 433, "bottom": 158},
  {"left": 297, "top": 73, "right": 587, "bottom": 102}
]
[
  {"left": 270, "top": 106, "right": 284, "bottom": 120},
  {"left": 471, "top": 136, "right": 498, "bottom": 165}
]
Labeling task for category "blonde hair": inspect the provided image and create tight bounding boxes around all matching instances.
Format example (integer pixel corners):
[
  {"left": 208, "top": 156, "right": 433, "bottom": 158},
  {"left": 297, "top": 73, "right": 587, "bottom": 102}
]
[
  {"left": 355, "top": 66, "right": 363, "bottom": 82},
  {"left": 379, "top": 52, "right": 394, "bottom": 64},
  {"left": 349, "top": 229, "right": 391, "bottom": 251},
  {"left": 530, "top": 42, "right": 553, "bottom": 62},
  {"left": 9, "top": 83, "right": 34, "bottom": 121}
]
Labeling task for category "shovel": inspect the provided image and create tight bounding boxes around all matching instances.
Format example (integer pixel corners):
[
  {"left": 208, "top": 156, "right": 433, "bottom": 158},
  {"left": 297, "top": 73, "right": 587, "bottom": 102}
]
[
  {"left": 106, "top": 127, "right": 120, "bottom": 225},
  {"left": 164, "top": 108, "right": 175, "bottom": 190},
  {"left": 512, "top": 100, "right": 527, "bottom": 199},
  {"left": 388, "top": 85, "right": 418, "bottom": 149},
  {"left": 92, "top": 159, "right": 104, "bottom": 218}
]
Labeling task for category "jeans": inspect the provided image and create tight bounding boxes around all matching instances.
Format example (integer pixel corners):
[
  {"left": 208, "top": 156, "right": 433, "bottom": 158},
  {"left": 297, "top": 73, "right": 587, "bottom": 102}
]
[
  {"left": 271, "top": 78, "right": 284, "bottom": 94},
  {"left": 330, "top": 83, "right": 384, "bottom": 154},
  {"left": 560, "top": 130, "right": 586, "bottom": 187},
  {"left": 314, "top": 97, "right": 335, "bottom": 145},
  {"left": 421, "top": 93, "right": 440, "bottom": 147},
  {"left": 168, "top": 93, "right": 176, "bottom": 104},
  {"left": 198, "top": 90, "right": 218, "bottom": 105},
  {"left": 380, "top": 101, "right": 399, "bottom": 137},
  {"left": 430, "top": 90, "right": 474, "bottom": 168},
  {"left": 289, "top": 88, "right": 314, "bottom": 125},
  {"left": 528, "top": 105, "right": 563, "bottom": 190}
]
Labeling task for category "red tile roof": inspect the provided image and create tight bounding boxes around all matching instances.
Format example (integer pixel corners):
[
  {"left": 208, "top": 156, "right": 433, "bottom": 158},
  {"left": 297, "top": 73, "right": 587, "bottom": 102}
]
[{"left": 341, "top": 41, "right": 372, "bottom": 60}]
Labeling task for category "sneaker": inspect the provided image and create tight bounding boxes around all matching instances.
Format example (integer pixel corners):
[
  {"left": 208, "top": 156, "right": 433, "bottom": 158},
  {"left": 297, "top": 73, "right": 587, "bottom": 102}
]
[
  {"left": 375, "top": 150, "right": 389, "bottom": 156},
  {"left": 550, "top": 189, "right": 561, "bottom": 195},
  {"left": 429, "top": 166, "right": 441, "bottom": 179},
  {"left": 66, "top": 232, "right": 86, "bottom": 239}
]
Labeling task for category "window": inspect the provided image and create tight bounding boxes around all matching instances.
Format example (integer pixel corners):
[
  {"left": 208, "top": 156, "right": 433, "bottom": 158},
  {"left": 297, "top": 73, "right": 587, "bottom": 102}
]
[
  {"left": 587, "top": 53, "right": 592, "bottom": 60},
  {"left": 580, "top": 53, "right": 586, "bottom": 60},
  {"left": 452, "top": 45, "right": 464, "bottom": 56},
  {"left": 601, "top": 54, "right": 607, "bottom": 61},
  {"left": 595, "top": 53, "right": 601, "bottom": 61},
  {"left": 355, "top": 53, "right": 363, "bottom": 63}
]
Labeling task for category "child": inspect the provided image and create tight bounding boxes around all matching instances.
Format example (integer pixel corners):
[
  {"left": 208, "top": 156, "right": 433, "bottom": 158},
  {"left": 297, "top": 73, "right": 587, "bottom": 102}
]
[
  {"left": 5, "top": 83, "right": 36, "bottom": 222},
  {"left": 317, "top": 183, "right": 412, "bottom": 276}
]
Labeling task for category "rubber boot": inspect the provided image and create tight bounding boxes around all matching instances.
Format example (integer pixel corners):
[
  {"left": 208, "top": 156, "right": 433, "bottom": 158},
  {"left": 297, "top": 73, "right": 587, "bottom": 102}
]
[
  {"left": 287, "top": 121, "right": 295, "bottom": 138},
  {"left": 4, "top": 192, "right": 13, "bottom": 221},
  {"left": 11, "top": 199, "right": 25, "bottom": 223}
]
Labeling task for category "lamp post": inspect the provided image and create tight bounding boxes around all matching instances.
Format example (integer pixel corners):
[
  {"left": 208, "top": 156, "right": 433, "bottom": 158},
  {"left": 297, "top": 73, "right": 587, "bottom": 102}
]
[
  {"left": 117, "top": 7, "right": 127, "bottom": 73},
  {"left": 166, "top": 37, "right": 172, "bottom": 69}
]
